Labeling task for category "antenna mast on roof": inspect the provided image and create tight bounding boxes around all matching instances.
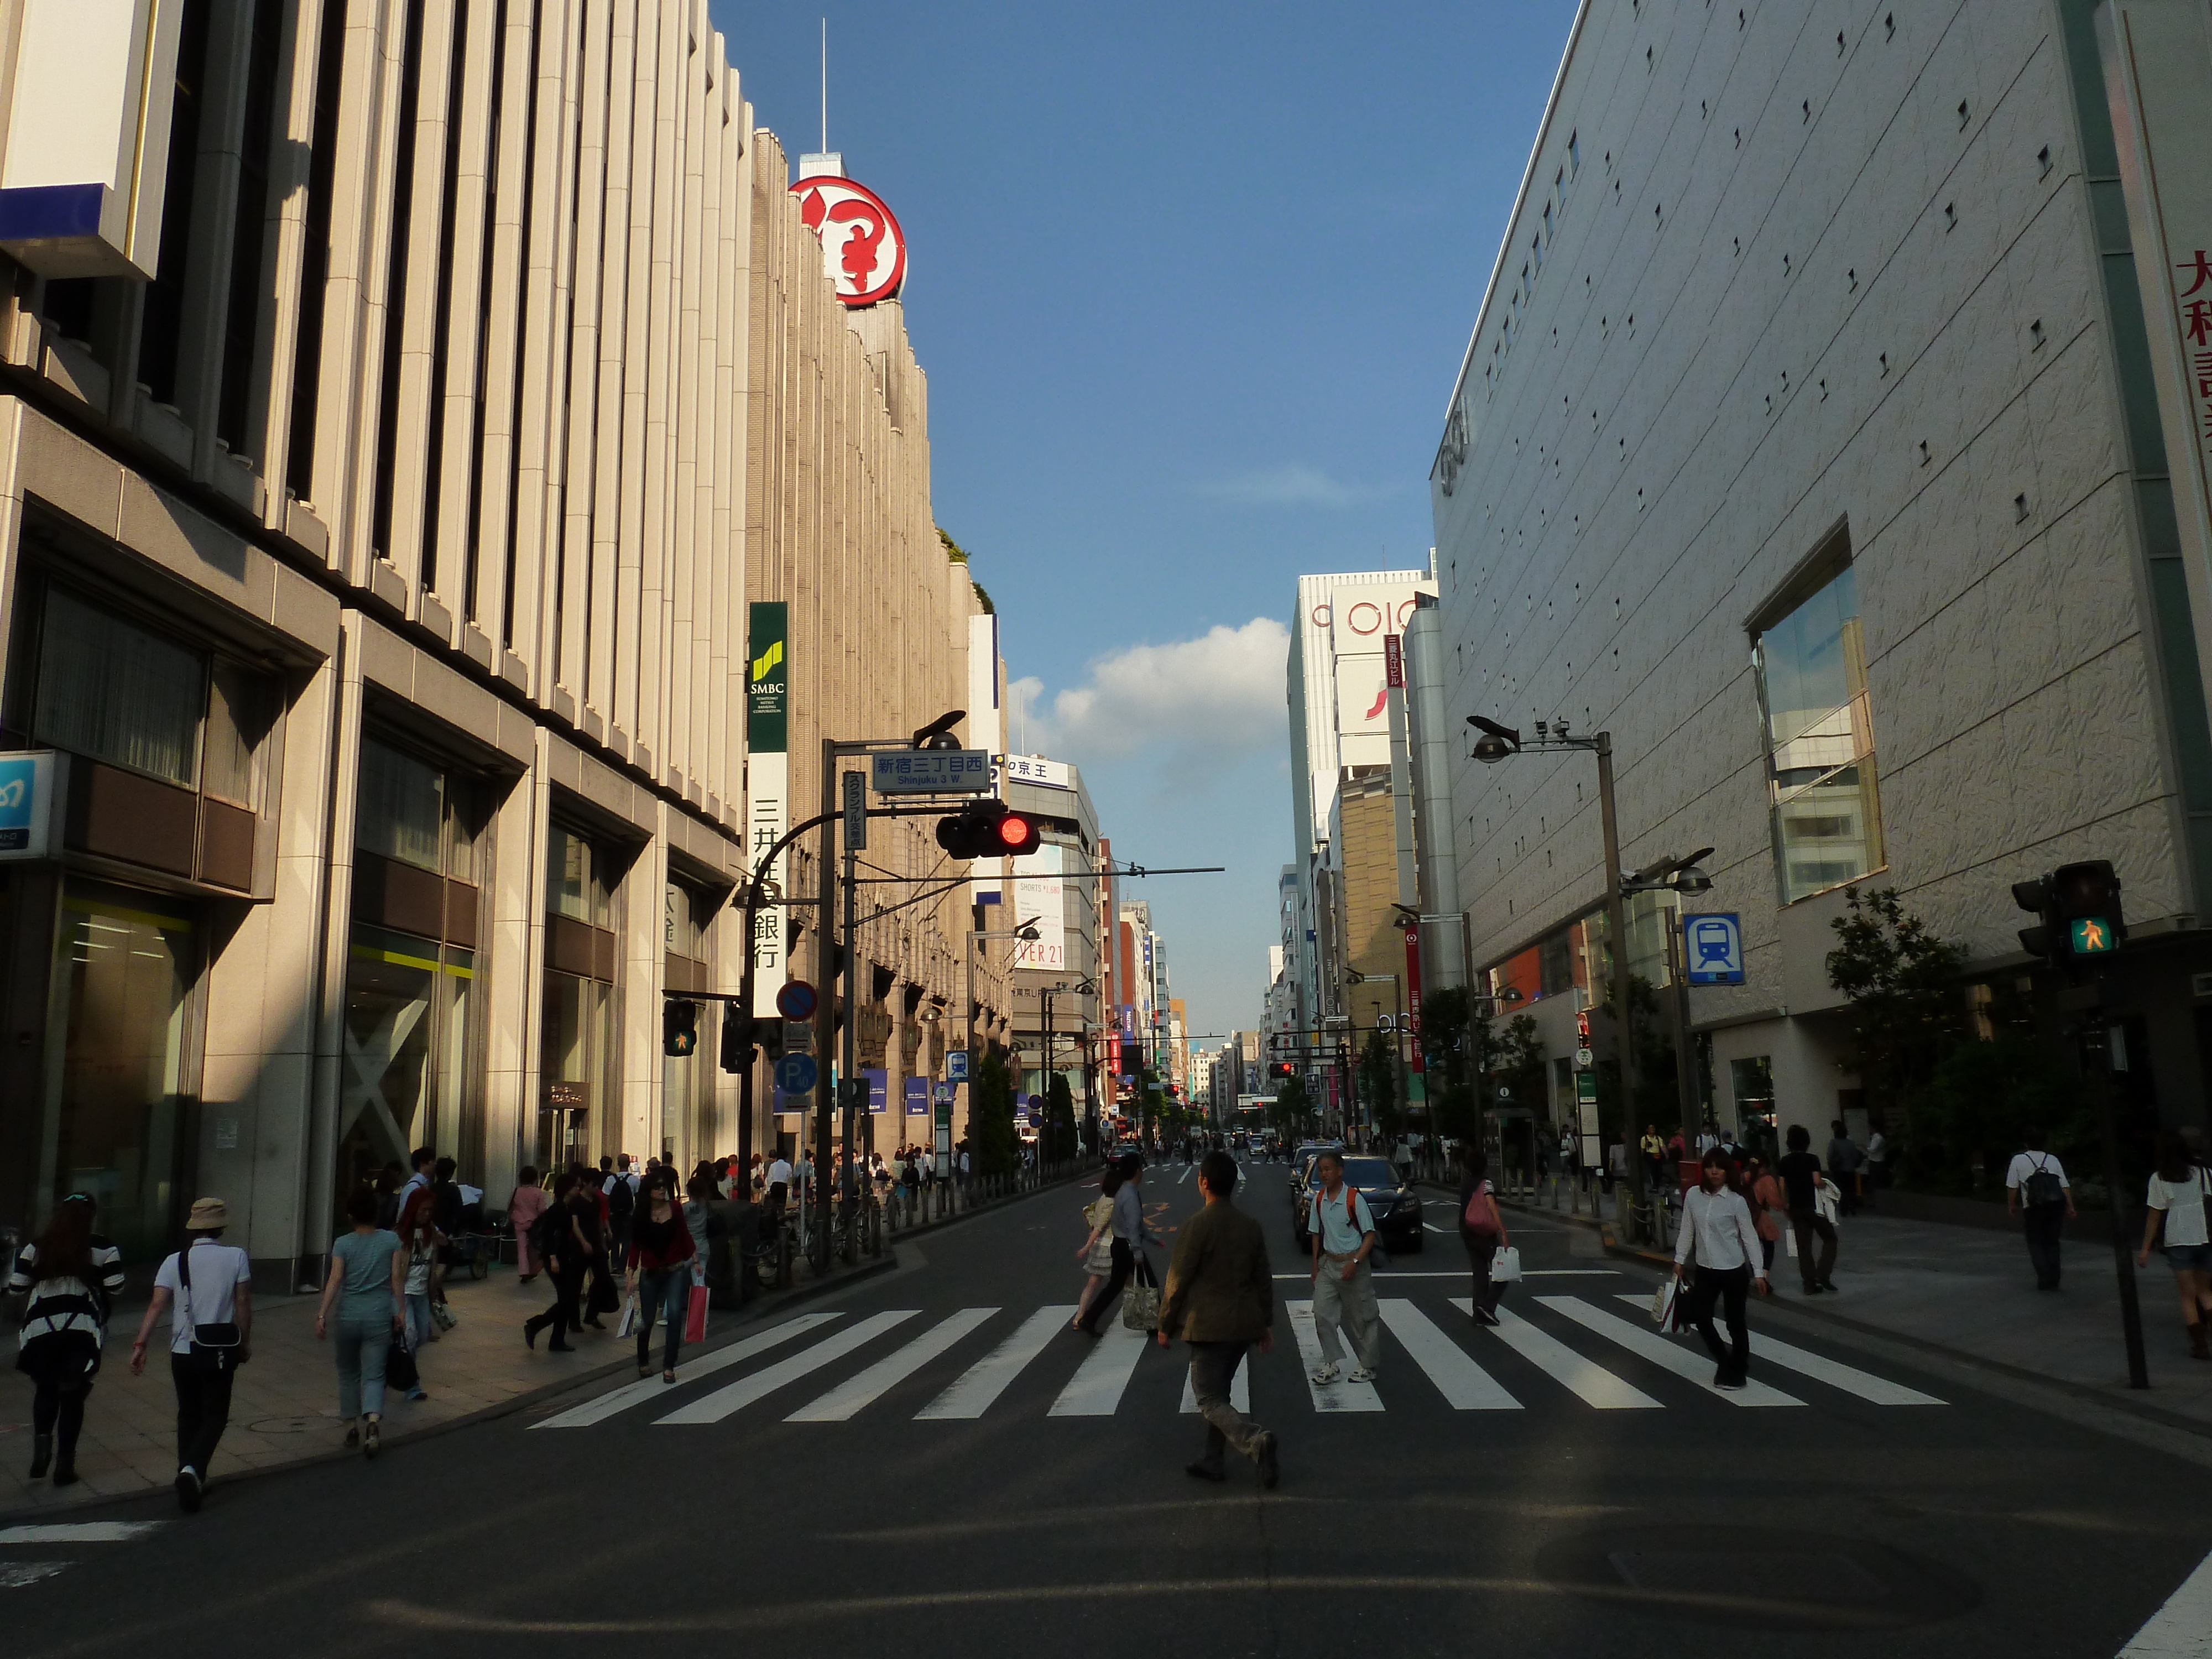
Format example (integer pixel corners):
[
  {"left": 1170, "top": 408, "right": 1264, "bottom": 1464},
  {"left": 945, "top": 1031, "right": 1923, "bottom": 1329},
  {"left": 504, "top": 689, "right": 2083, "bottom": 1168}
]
[{"left": 820, "top": 18, "right": 828, "bottom": 154}]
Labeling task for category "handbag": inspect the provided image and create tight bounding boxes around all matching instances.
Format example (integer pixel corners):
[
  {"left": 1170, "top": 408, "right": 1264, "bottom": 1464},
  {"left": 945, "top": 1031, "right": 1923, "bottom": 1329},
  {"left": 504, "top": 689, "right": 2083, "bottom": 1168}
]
[
  {"left": 615, "top": 1294, "right": 640, "bottom": 1340},
  {"left": 1121, "top": 1252, "right": 1161, "bottom": 1333},
  {"left": 684, "top": 1282, "right": 708, "bottom": 1346},
  {"left": 1490, "top": 1245, "right": 1522, "bottom": 1284},
  {"left": 1650, "top": 1279, "right": 1677, "bottom": 1328},
  {"left": 176, "top": 1246, "right": 244, "bottom": 1375},
  {"left": 429, "top": 1298, "right": 457, "bottom": 1333},
  {"left": 385, "top": 1335, "right": 419, "bottom": 1392}
]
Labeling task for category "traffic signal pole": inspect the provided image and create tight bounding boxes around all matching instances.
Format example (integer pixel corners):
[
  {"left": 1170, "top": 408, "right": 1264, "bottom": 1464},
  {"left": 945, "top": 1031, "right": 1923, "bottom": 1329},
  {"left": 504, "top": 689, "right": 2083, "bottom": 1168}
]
[{"left": 2088, "top": 1009, "right": 2151, "bottom": 1390}]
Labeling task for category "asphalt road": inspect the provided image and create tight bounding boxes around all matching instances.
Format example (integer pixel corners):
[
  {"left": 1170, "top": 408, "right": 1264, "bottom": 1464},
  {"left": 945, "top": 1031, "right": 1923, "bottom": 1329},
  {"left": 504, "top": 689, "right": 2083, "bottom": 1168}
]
[{"left": 8, "top": 1155, "right": 2212, "bottom": 1657}]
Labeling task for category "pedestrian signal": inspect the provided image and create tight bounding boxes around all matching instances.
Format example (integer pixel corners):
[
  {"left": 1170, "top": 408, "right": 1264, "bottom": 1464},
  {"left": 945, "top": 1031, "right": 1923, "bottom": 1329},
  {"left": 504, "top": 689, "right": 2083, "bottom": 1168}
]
[
  {"left": 718, "top": 1011, "right": 758, "bottom": 1073},
  {"left": 662, "top": 999, "right": 698, "bottom": 1057}
]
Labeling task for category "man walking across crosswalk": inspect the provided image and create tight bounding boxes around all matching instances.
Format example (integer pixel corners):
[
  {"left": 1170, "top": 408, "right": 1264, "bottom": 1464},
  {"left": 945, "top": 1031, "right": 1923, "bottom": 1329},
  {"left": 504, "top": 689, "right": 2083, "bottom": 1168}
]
[
  {"left": 1307, "top": 1151, "right": 1381, "bottom": 1385},
  {"left": 1158, "top": 1150, "right": 1278, "bottom": 1487}
]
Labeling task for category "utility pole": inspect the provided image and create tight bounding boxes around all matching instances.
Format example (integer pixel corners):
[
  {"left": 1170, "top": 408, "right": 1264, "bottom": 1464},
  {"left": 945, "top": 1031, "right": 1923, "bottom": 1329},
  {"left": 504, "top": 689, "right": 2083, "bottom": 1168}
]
[
  {"left": 1591, "top": 733, "right": 1645, "bottom": 1237},
  {"left": 812, "top": 736, "right": 839, "bottom": 1271}
]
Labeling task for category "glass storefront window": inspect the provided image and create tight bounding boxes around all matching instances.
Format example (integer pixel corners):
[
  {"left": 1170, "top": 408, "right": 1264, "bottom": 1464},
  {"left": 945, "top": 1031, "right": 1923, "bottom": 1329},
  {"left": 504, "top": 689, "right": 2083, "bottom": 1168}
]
[
  {"left": 34, "top": 589, "right": 204, "bottom": 786},
  {"left": 40, "top": 882, "right": 195, "bottom": 1260},
  {"left": 337, "top": 924, "right": 476, "bottom": 1203},
  {"left": 1754, "top": 564, "right": 1885, "bottom": 904},
  {"left": 541, "top": 971, "right": 612, "bottom": 1171},
  {"left": 549, "top": 825, "right": 608, "bottom": 924}
]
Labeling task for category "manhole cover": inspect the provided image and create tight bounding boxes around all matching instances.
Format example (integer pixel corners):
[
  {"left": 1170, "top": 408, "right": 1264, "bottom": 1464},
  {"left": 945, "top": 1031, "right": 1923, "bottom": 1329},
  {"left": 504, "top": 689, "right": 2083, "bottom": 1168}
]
[{"left": 1537, "top": 1525, "right": 1978, "bottom": 1631}]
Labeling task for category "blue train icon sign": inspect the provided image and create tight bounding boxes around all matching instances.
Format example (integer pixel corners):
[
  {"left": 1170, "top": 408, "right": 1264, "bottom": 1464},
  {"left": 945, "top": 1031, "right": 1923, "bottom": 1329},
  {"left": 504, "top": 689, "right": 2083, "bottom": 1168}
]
[{"left": 1683, "top": 913, "right": 1744, "bottom": 986}]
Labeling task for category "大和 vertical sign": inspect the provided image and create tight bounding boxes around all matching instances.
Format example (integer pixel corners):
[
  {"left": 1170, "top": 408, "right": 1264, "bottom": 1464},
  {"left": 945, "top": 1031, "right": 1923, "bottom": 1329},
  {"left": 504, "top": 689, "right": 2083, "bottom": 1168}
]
[{"left": 2100, "top": 1, "right": 2212, "bottom": 701}]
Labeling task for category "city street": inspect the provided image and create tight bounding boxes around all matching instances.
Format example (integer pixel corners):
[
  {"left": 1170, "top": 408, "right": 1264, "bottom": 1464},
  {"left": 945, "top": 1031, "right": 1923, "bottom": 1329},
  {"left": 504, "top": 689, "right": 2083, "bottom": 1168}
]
[{"left": 9, "top": 1162, "right": 2212, "bottom": 1657}]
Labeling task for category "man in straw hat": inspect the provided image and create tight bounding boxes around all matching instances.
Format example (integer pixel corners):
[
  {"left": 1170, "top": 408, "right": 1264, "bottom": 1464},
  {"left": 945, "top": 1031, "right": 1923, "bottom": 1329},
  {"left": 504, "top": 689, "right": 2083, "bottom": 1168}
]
[{"left": 131, "top": 1198, "right": 253, "bottom": 1512}]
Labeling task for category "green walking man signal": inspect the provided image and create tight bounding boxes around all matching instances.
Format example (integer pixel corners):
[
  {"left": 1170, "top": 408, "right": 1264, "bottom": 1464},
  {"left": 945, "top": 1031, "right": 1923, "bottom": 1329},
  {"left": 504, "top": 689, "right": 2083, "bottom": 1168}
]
[{"left": 2012, "top": 860, "right": 2126, "bottom": 969}]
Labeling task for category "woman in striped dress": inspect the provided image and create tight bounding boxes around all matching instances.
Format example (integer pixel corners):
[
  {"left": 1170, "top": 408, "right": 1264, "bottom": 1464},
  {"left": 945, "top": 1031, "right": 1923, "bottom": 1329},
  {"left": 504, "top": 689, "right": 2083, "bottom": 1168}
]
[{"left": 8, "top": 1193, "right": 125, "bottom": 1486}]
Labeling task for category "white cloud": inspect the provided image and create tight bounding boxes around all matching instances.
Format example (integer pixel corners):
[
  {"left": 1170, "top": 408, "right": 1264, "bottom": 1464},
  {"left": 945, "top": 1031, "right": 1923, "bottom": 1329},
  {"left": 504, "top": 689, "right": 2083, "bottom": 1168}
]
[
  {"left": 1009, "top": 617, "right": 1290, "bottom": 766},
  {"left": 1196, "top": 465, "right": 1391, "bottom": 509}
]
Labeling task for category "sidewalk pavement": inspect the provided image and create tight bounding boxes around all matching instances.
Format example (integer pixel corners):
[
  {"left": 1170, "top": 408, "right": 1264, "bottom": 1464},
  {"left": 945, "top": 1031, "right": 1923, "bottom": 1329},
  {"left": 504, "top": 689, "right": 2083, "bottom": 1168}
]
[
  {"left": 1495, "top": 1183, "right": 2212, "bottom": 1432},
  {"left": 0, "top": 1261, "right": 783, "bottom": 1517},
  {"left": 0, "top": 1164, "right": 1087, "bottom": 1519}
]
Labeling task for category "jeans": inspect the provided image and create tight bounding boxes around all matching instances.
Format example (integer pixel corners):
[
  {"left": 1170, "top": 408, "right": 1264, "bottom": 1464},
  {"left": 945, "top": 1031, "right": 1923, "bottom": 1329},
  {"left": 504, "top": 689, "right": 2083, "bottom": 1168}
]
[
  {"left": 1187, "top": 1342, "right": 1266, "bottom": 1466},
  {"left": 635, "top": 1267, "right": 690, "bottom": 1371},
  {"left": 1312, "top": 1256, "right": 1380, "bottom": 1370},
  {"left": 1790, "top": 1211, "right": 1838, "bottom": 1291},
  {"left": 2023, "top": 1203, "right": 2065, "bottom": 1289},
  {"left": 1684, "top": 1263, "right": 1752, "bottom": 1384},
  {"left": 1079, "top": 1239, "right": 1134, "bottom": 1333},
  {"left": 334, "top": 1319, "right": 393, "bottom": 1418},
  {"left": 169, "top": 1353, "right": 234, "bottom": 1478},
  {"left": 403, "top": 1293, "right": 434, "bottom": 1374},
  {"left": 30, "top": 1375, "right": 88, "bottom": 1467}
]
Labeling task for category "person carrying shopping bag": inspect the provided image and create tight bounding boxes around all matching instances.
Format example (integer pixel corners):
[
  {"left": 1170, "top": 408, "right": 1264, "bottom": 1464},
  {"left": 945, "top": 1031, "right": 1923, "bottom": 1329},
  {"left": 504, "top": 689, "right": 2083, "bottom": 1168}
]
[
  {"left": 625, "top": 1168, "right": 697, "bottom": 1382},
  {"left": 1456, "top": 1149, "right": 1509, "bottom": 1327},
  {"left": 1071, "top": 1167, "right": 1123, "bottom": 1331},
  {"left": 1672, "top": 1151, "right": 1770, "bottom": 1390},
  {"left": 9, "top": 1192, "right": 125, "bottom": 1487},
  {"left": 1073, "top": 1156, "right": 1159, "bottom": 1336},
  {"left": 314, "top": 1188, "right": 406, "bottom": 1457}
]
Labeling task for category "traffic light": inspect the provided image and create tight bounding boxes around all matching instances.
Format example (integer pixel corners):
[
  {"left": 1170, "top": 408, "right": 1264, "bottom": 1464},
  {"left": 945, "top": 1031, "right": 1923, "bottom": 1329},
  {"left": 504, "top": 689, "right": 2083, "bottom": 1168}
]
[
  {"left": 2013, "top": 860, "right": 2126, "bottom": 969},
  {"left": 2053, "top": 860, "right": 2125, "bottom": 956},
  {"left": 717, "top": 1010, "right": 755, "bottom": 1072},
  {"left": 935, "top": 802, "right": 1041, "bottom": 859},
  {"left": 1270, "top": 1061, "right": 1295, "bottom": 1079},
  {"left": 662, "top": 999, "right": 698, "bottom": 1057}
]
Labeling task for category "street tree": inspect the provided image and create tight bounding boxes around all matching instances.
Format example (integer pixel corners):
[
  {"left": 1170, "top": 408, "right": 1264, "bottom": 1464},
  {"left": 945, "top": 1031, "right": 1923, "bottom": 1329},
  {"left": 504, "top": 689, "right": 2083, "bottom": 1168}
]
[{"left": 1825, "top": 885, "right": 1968, "bottom": 1128}]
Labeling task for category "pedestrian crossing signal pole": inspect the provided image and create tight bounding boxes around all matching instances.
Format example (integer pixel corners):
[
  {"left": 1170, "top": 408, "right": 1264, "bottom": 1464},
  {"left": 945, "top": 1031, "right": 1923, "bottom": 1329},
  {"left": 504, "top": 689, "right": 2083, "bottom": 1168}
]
[{"left": 2014, "top": 863, "right": 2146, "bottom": 1389}]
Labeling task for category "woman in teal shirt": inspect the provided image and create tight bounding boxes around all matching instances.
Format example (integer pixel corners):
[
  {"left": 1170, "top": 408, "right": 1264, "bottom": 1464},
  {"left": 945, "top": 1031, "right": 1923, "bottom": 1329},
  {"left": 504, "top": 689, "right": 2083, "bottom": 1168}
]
[{"left": 314, "top": 1189, "right": 405, "bottom": 1457}]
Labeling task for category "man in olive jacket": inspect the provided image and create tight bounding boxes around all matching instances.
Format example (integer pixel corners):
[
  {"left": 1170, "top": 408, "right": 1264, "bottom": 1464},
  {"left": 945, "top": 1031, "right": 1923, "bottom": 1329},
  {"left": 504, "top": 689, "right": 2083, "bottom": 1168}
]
[{"left": 1157, "top": 1150, "right": 1279, "bottom": 1487}]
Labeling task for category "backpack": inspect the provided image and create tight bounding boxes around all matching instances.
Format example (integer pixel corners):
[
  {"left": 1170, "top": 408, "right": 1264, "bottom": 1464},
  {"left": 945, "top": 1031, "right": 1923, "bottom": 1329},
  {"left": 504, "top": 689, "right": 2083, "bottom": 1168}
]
[
  {"left": 606, "top": 1173, "right": 635, "bottom": 1220},
  {"left": 2021, "top": 1154, "right": 2065, "bottom": 1209}
]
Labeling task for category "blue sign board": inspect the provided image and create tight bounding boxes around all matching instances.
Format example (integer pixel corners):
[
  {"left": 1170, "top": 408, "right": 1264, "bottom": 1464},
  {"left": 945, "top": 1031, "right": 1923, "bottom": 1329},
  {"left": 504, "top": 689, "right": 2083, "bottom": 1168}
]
[
  {"left": 905, "top": 1076, "right": 928, "bottom": 1115},
  {"left": 946, "top": 1049, "right": 969, "bottom": 1083},
  {"left": 864, "top": 1067, "right": 888, "bottom": 1114},
  {"left": 0, "top": 751, "right": 58, "bottom": 859},
  {"left": 773, "top": 1052, "right": 818, "bottom": 1095},
  {"left": 775, "top": 979, "right": 817, "bottom": 1021},
  {"left": 935, "top": 1081, "right": 956, "bottom": 1104},
  {"left": 870, "top": 750, "right": 993, "bottom": 795},
  {"left": 1682, "top": 913, "right": 1745, "bottom": 986}
]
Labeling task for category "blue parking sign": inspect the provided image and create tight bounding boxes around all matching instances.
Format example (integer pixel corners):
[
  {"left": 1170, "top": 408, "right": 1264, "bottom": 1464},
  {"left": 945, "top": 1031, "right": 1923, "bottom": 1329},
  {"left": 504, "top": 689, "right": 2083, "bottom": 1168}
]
[{"left": 1683, "top": 913, "right": 1744, "bottom": 986}]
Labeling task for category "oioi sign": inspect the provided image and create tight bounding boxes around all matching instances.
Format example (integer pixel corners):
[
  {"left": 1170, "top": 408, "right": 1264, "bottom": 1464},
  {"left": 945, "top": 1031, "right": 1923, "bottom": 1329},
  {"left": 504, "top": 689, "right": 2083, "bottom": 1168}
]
[{"left": 789, "top": 175, "right": 906, "bottom": 307}]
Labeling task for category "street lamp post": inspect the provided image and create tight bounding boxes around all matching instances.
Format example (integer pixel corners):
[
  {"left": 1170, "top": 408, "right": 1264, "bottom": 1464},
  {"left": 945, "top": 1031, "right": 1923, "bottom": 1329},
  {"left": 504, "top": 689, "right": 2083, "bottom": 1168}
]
[{"left": 1465, "top": 721, "right": 1711, "bottom": 1240}]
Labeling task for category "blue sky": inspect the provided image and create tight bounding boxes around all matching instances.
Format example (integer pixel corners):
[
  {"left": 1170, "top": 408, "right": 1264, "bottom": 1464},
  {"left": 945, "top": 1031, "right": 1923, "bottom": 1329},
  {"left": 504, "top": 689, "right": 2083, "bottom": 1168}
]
[{"left": 710, "top": 1, "right": 1581, "bottom": 1042}]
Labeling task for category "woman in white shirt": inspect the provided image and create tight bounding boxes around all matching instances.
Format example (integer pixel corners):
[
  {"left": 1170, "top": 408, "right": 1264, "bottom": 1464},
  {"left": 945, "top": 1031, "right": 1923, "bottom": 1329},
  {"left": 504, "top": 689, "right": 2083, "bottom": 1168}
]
[
  {"left": 2138, "top": 1130, "right": 2212, "bottom": 1361},
  {"left": 1671, "top": 1151, "right": 1770, "bottom": 1390}
]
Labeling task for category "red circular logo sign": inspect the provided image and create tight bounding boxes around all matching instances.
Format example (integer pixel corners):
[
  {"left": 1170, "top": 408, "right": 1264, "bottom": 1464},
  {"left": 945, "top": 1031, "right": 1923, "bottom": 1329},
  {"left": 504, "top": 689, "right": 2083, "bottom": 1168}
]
[{"left": 789, "top": 175, "right": 907, "bottom": 307}]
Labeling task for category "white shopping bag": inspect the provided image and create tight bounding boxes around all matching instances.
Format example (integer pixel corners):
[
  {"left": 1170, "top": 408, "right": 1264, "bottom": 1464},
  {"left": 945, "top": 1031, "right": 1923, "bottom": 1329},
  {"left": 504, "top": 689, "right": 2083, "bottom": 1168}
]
[
  {"left": 1651, "top": 1279, "right": 1678, "bottom": 1328},
  {"left": 615, "top": 1293, "right": 639, "bottom": 1340},
  {"left": 1491, "top": 1245, "right": 1522, "bottom": 1284}
]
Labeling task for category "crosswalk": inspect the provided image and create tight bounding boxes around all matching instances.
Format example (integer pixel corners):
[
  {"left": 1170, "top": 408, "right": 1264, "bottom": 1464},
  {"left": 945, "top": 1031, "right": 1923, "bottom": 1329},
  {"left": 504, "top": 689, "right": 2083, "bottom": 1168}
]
[
  {"left": 533, "top": 1286, "right": 1947, "bottom": 1433},
  {"left": 0, "top": 1522, "right": 163, "bottom": 1589}
]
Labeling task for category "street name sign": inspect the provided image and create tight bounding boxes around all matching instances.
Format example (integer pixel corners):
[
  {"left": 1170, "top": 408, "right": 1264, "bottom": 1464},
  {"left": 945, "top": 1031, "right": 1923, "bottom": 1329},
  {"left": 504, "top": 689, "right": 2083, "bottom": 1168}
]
[{"left": 872, "top": 750, "right": 993, "bottom": 794}]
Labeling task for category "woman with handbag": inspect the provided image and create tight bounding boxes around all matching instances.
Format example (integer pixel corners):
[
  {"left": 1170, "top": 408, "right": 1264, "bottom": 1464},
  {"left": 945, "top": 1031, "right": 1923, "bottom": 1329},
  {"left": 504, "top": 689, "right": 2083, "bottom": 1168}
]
[
  {"left": 1672, "top": 1150, "right": 1770, "bottom": 1390},
  {"left": 129, "top": 1197, "right": 253, "bottom": 1513},
  {"left": 2137, "top": 1130, "right": 2212, "bottom": 1359},
  {"left": 508, "top": 1166, "right": 550, "bottom": 1283},
  {"left": 625, "top": 1168, "right": 697, "bottom": 1383},
  {"left": 393, "top": 1185, "right": 440, "bottom": 1400},
  {"left": 1074, "top": 1156, "right": 1159, "bottom": 1337},
  {"left": 1071, "top": 1166, "right": 1124, "bottom": 1330},
  {"left": 1457, "top": 1149, "right": 1509, "bottom": 1327},
  {"left": 314, "top": 1187, "right": 406, "bottom": 1457},
  {"left": 8, "top": 1192, "right": 124, "bottom": 1486}
]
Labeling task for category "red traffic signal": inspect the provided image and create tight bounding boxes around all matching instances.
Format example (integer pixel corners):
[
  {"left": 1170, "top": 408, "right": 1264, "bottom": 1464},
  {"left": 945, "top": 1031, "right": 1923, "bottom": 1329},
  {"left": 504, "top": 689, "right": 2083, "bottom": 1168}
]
[{"left": 936, "top": 803, "right": 1040, "bottom": 859}]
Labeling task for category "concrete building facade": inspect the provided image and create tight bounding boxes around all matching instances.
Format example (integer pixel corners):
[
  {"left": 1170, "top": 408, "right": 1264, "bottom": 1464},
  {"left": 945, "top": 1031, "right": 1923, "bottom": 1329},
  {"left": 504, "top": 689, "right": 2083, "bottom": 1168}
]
[
  {"left": 0, "top": 0, "right": 978, "bottom": 1274},
  {"left": 1429, "top": 0, "right": 2212, "bottom": 1150}
]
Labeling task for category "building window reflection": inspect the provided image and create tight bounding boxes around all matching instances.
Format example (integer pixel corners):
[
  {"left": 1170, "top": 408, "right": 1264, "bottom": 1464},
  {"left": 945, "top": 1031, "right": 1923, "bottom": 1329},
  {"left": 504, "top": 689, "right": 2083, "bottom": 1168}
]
[
  {"left": 541, "top": 822, "right": 620, "bottom": 1170},
  {"left": 1754, "top": 561, "right": 1885, "bottom": 904}
]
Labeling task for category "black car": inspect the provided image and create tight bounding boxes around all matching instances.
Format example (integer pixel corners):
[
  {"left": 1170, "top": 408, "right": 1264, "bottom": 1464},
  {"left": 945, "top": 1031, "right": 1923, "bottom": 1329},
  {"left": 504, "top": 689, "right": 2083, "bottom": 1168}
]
[{"left": 1291, "top": 1155, "right": 1423, "bottom": 1254}]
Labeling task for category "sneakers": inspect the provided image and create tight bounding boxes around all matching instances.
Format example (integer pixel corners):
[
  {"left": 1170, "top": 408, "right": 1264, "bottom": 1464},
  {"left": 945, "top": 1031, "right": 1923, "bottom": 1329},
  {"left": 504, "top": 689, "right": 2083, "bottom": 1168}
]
[
  {"left": 1471, "top": 1306, "right": 1501, "bottom": 1327},
  {"left": 175, "top": 1467, "right": 204, "bottom": 1514},
  {"left": 1308, "top": 1362, "right": 1339, "bottom": 1385},
  {"left": 343, "top": 1423, "right": 360, "bottom": 1449},
  {"left": 363, "top": 1419, "right": 380, "bottom": 1460},
  {"left": 1349, "top": 1366, "right": 1378, "bottom": 1383},
  {"left": 1255, "top": 1431, "right": 1280, "bottom": 1491}
]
